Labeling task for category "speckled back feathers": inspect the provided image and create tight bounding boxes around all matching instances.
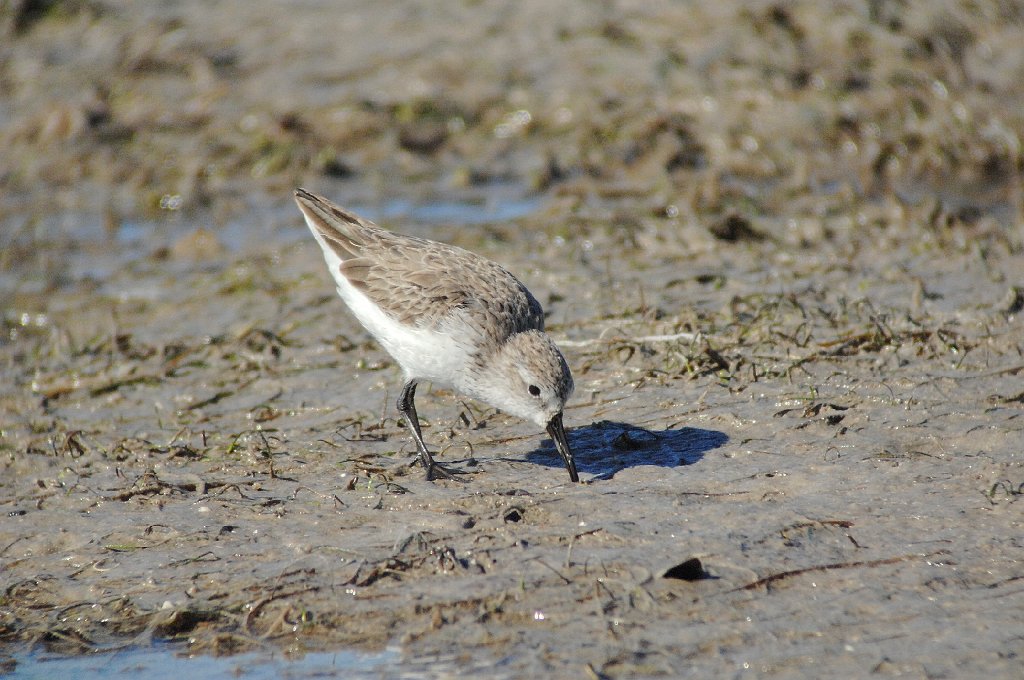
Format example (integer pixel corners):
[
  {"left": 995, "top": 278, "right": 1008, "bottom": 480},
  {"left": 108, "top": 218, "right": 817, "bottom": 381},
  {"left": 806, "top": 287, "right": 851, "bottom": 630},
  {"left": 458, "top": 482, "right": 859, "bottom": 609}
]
[{"left": 295, "top": 189, "right": 544, "bottom": 342}]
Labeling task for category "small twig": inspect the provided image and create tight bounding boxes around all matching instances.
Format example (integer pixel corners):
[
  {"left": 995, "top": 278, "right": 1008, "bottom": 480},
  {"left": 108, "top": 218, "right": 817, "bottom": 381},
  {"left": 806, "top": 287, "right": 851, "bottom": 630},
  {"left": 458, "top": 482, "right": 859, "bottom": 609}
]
[
  {"left": 244, "top": 586, "right": 320, "bottom": 636},
  {"left": 167, "top": 551, "right": 219, "bottom": 568},
  {"left": 534, "top": 558, "right": 572, "bottom": 585},
  {"left": 291, "top": 485, "right": 347, "bottom": 507},
  {"left": 731, "top": 551, "right": 949, "bottom": 592},
  {"left": 0, "top": 535, "right": 28, "bottom": 557}
]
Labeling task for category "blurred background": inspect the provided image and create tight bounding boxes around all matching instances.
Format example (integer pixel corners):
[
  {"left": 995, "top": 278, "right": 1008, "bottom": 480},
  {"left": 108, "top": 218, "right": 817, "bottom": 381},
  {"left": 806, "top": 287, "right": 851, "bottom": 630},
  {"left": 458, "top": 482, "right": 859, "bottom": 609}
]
[{"left": 3, "top": 0, "right": 1022, "bottom": 292}]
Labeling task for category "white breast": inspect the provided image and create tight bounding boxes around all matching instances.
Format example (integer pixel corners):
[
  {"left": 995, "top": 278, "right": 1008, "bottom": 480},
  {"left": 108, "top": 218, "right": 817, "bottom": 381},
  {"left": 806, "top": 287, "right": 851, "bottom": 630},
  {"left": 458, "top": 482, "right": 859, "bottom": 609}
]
[{"left": 313, "top": 232, "right": 472, "bottom": 388}]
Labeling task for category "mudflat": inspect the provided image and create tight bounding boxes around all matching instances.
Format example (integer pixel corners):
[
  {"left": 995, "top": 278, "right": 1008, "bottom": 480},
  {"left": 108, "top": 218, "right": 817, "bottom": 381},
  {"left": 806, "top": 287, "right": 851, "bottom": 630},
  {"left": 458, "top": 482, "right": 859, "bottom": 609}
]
[{"left": 2, "top": 1, "right": 1022, "bottom": 677}]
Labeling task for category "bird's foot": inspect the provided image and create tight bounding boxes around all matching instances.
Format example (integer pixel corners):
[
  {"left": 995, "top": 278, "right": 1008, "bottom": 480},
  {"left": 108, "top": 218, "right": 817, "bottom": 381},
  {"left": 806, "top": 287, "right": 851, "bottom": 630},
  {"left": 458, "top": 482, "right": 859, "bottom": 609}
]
[{"left": 424, "top": 460, "right": 467, "bottom": 482}]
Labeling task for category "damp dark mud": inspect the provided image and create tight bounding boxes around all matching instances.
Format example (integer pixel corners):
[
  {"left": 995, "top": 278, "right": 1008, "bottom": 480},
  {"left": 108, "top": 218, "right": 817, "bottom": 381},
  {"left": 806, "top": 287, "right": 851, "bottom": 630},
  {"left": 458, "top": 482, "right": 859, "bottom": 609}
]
[{"left": 2, "top": 1, "right": 1023, "bottom": 677}]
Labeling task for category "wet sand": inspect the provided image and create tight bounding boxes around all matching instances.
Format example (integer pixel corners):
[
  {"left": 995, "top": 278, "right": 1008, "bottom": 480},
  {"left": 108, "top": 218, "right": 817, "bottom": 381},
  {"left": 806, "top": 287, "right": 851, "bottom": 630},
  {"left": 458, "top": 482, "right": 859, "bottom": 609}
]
[{"left": 2, "top": 1, "right": 1023, "bottom": 677}]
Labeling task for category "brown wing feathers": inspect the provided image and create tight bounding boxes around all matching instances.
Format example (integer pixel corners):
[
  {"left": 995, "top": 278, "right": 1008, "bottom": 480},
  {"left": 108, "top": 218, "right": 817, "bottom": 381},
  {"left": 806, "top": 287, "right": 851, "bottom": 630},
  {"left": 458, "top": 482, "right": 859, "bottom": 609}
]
[{"left": 297, "top": 189, "right": 541, "bottom": 335}]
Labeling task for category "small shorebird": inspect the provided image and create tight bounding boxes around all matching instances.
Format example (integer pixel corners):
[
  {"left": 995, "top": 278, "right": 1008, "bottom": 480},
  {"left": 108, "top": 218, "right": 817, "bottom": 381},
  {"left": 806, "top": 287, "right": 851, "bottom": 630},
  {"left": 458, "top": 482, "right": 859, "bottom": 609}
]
[{"left": 295, "top": 189, "right": 578, "bottom": 482}]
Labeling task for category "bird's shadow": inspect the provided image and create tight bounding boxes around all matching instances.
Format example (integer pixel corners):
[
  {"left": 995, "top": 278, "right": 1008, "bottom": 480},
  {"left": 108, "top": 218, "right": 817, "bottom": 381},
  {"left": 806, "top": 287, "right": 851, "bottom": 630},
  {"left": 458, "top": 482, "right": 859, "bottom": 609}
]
[{"left": 527, "top": 420, "right": 728, "bottom": 481}]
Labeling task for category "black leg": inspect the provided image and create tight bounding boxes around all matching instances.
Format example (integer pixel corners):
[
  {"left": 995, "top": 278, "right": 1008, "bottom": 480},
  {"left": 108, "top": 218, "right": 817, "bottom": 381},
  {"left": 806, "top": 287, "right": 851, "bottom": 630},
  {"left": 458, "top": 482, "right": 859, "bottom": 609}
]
[{"left": 397, "top": 380, "right": 459, "bottom": 481}]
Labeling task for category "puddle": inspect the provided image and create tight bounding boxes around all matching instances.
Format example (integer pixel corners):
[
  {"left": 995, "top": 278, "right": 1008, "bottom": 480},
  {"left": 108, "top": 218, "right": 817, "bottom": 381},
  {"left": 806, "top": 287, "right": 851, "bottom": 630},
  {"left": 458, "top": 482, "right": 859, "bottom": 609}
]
[
  {"left": 1, "top": 188, "right": 544, "bottom": 297},
  {"left": 100, "top": 189, "right": 541, "bottom": 254},
  {"left": 6, "top": 645, "right": 400, "bottom": 680}
]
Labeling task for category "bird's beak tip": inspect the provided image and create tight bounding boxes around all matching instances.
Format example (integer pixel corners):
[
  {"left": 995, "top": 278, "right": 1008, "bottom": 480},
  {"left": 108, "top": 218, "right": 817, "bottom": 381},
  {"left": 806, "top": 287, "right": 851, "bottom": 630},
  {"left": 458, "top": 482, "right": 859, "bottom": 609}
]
[{"left": 546, "top": 412, "right": 579, "bottom": 483}]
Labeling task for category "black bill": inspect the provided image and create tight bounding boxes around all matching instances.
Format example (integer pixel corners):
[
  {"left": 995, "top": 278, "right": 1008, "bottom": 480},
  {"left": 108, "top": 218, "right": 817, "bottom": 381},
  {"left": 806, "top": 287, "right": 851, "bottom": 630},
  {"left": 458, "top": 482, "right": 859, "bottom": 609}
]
[{"left": 546, "top": 412, "right": 579, "bottom": 483}]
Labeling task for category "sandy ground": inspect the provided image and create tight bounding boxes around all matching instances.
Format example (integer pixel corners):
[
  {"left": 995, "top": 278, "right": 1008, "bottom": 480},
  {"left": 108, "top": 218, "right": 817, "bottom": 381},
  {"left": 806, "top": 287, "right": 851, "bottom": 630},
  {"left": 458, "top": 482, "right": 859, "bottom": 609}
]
[{"left": 2, "top": 1, "right": 1023, "bottom": 677}]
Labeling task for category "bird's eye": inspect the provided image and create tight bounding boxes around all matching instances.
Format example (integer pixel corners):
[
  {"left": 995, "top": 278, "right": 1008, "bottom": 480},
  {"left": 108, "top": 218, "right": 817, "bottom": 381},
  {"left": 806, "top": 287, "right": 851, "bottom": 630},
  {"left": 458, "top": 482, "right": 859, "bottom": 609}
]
[{"left": 528, "top": 384, "right": 541, "bottom": 397}]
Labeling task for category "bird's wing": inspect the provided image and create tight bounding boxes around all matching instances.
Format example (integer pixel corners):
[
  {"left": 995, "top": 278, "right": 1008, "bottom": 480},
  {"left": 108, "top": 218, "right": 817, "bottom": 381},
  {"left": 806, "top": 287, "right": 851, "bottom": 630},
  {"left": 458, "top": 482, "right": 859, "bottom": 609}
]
[
  {"left": 343, "top": 237, "right": 544, "bottom": 336},
  {"left": 296, "top": 188, "right": 544, "bottom": 336}
]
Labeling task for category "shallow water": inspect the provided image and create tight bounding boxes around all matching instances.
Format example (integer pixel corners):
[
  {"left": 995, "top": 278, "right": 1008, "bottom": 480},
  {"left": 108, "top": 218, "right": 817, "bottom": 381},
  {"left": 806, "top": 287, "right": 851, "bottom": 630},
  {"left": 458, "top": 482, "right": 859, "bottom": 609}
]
[
  {"left": 7, "top": 646, "right": 398, "bottom": 680},
  {"left": 0, "top": 188, "right": 541, "bottom": 301}
]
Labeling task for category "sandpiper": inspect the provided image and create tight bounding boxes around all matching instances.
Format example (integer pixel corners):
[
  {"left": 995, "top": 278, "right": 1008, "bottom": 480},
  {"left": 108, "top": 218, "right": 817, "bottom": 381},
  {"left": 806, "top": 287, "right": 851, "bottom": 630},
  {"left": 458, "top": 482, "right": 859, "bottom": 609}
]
[{"left": 294, "top": 189, "right": 578, "bottom": 482}]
